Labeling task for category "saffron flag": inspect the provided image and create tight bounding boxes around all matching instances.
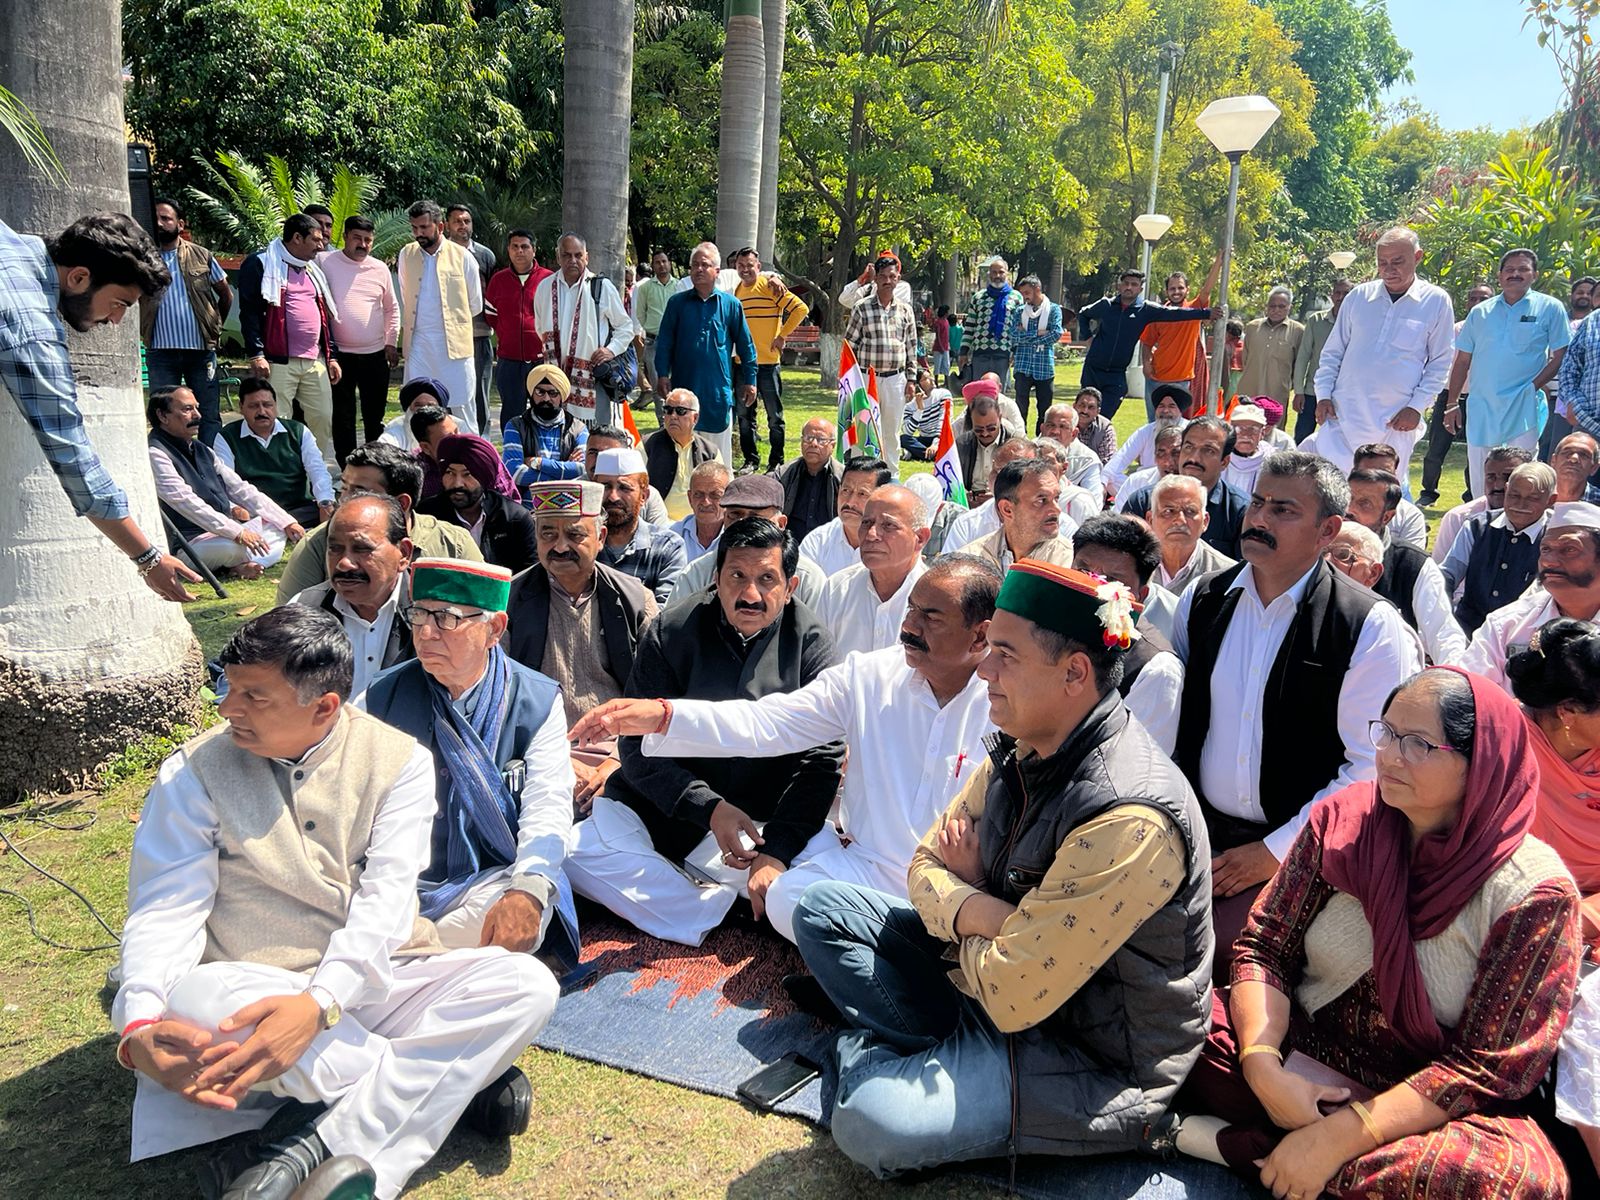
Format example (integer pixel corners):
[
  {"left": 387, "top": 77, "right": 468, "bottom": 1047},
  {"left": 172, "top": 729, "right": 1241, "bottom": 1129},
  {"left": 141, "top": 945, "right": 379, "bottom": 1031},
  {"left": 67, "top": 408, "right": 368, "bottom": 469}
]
[
  {"left": 835, "top": 340, "right": 883, "bottom": 461},
  {"left": 618, "top": 400, "right": 643, "bottom": 449},
  {"left": 932, "top": 397, "right": 969, "bottom": 508}
]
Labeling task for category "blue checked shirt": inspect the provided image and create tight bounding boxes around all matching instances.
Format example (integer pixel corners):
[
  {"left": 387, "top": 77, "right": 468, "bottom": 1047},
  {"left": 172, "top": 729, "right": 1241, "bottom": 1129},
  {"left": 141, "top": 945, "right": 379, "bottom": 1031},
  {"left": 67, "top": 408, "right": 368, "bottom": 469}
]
[
  {"left": 1558, "top": 309, "right": 1600, "bottom": 443},
  {"left": 1007, "top": 301, "right": 1062, "bottom": 381},
  {"left": 0, "top": 220, "right": 130, "bottom": 520}
]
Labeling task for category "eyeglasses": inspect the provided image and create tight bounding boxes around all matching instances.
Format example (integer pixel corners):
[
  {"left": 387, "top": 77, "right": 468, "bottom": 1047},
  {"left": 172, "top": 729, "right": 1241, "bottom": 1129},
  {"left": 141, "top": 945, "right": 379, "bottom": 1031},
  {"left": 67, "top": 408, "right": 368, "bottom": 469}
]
[
  {"left": 801, "top": 434, "right": 833, "bottom": 446},
  {"left": 532, "top": 385, "right": 563, "bottom": 398},
  {"left": 1326, "top": 546, "right": 1359, "bottom": 564},
  {"left": 400, "top": 603, "right": 491, "bottom": 631},
  {"left": 1368, "top": 719, "right": 1461, "bottom": 765},
  {"left": 662, "top": 405, "right": 696, "bottom": 417}
]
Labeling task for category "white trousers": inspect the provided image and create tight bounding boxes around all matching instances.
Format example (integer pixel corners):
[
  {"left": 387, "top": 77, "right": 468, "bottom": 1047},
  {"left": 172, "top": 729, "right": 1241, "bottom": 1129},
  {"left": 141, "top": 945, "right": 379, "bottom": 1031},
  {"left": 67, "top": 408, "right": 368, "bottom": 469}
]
[
  {"left": 702, "top": 424, "right": 733, "bottom": 468},
  {"left": 129, "top": 949, "right": 555, "bottom": 1199},
  {"left": 1467, "top": 430, "right": 1539, "bottom": 498},
  {"left": 762, "top": 839, "right": 907, "bottom": 943},
  {"left": 405, "top": 338, "right": 479, "bottom": 435},
  {"left": 268, "top": 357, "right": 338, "bottom": 478},
  {"left": 877, "top": 372, "right": 906, "bottom": 479},
  {"left": 565, "top": 796, "right": 838, "bottom": 946},
  {"left": 186, "top": 521, "right": 286, "bottom": 571},
  {"left": 1301, "top": 418, "right": 1421, "bottom": 482},
  {"left": 431, "top": 869, "right": 547, "bottom": 952}
]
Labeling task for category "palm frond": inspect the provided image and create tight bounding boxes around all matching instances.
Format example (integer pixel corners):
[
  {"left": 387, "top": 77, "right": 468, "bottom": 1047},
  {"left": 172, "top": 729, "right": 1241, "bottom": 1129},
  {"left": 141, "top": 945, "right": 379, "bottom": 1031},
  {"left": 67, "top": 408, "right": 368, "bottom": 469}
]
[{"left": 0, "top": 85, "right": 66, "bottom": 184}]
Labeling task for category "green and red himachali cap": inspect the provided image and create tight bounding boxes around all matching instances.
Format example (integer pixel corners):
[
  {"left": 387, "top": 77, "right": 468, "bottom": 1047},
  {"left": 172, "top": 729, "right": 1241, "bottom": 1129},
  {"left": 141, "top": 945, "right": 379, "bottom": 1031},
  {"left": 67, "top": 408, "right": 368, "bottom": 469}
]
[{"left": 410, "top": 558, "right": 513, "bottom": 613}]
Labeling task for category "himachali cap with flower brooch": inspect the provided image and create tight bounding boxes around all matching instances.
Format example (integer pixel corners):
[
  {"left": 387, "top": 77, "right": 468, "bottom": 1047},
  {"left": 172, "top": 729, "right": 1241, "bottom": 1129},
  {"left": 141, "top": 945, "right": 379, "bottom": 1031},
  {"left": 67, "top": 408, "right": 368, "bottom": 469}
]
[{"left": 995, "top": 559, "right": 1143, "bottom": 650}]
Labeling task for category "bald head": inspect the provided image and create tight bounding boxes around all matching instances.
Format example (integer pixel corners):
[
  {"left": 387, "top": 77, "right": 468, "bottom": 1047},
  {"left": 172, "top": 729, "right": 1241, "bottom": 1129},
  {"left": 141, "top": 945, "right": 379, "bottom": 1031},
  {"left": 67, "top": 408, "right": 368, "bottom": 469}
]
[{"left": 858, "top": 484, "right": 932, "bottom": 583}]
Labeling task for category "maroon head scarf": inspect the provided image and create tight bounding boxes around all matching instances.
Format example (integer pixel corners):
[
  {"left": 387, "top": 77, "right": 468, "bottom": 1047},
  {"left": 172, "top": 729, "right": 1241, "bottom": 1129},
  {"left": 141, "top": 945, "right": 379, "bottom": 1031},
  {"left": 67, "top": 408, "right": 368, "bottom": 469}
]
[
  {"left": 437, "top": 433, "right": 521, "bottom": 501},
  {"left": 1308, "top": 667, "right": 1537, "bottom": 1057}
]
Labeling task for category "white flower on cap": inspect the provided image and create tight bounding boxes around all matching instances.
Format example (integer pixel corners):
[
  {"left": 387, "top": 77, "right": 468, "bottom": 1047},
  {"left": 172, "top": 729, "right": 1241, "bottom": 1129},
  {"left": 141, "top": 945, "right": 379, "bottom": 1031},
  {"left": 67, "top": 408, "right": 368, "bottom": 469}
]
[
  {"left": 1548, "top": 500, "right": 1600, "bottom": 532},
  {"left": 1230, "top": 404, "right": 1267, "bottom": 427},
  {"left": 593, "top": 446, "right": 647, "bottom": 477}
]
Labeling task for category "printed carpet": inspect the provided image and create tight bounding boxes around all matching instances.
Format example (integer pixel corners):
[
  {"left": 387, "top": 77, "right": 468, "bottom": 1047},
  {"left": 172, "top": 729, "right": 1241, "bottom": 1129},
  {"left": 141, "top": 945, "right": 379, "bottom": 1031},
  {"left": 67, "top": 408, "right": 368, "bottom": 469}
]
[{"left": 536, "top": 908, "right": 1254, "bottom": 1199}]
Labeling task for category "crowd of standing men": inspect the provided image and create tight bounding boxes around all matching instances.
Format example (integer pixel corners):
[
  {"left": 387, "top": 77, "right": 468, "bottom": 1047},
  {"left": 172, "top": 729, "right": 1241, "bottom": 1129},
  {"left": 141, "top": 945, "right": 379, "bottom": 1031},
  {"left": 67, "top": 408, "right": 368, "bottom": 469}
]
[{"left": 12, "top": 198, "right": 1600, "bottom": 1200}]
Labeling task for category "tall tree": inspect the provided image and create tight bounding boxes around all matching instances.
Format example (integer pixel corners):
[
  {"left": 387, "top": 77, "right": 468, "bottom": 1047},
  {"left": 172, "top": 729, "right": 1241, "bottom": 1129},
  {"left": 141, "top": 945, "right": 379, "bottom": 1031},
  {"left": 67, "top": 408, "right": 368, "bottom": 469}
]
[
  {"left": 756, "top": 0, "right": 788, "bottom": 262},
  {"left": 0, "top": 0, "right": 203, "bottom": 796},
  {"left": 563, "top": 0, "right": 636, "bottom": 279},
  {"left": 716, "top": 0, "right": 767, "bottom": 253}
]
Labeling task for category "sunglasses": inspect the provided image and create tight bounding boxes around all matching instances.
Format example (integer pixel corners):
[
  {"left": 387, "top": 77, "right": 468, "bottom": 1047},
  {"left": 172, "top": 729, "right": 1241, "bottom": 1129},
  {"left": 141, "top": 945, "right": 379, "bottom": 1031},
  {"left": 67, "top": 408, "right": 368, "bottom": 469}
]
[{"left": 663, "top": 405, "right": 696, "bottom": 417}]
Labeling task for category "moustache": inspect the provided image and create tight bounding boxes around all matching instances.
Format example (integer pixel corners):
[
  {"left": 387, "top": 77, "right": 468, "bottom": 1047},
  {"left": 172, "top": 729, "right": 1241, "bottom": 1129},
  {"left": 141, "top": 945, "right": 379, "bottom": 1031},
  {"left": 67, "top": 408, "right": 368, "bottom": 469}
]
[
  {"left": 1241, "top": 529, "right": 1277, "bottom": 549},
  {"left": 545, "top": 549, "right": 579, "bottom": 562},
  {"left": 734, "top": 600, "right": 767, "bottom": 612},
  {"left": 332, "top": 571, "right": 369, "bottom": 584},
  {"left": 1181, "top": 461, "right": 1205, "bottom": 474},
  {"left": 899, "top": 631, "right": 930, "bottom": 653},
  {"left": 446, "top": 487, "right": 474, "bottom": 501},
  {"left": 186, "top": 418, "right": 202, "bottom": 427}
]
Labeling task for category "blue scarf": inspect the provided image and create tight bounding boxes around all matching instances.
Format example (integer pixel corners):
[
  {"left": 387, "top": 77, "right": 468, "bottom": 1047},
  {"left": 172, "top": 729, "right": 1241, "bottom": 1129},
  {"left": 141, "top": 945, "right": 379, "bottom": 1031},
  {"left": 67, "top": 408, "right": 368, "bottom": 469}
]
[
  {"left": 985, "top": 282, "right": 1012, "bottom": 341},
  {"left": 418, "top": 646, "right": 581, "bottom": 966}
]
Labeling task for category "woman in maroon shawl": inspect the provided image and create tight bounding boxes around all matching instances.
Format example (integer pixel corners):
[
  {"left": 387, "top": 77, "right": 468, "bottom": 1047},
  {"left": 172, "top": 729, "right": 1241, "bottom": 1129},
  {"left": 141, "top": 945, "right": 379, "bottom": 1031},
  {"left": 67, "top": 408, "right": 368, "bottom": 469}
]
[{"left": 1177, "top": 666, "right": 1581, "bottom": 1199}]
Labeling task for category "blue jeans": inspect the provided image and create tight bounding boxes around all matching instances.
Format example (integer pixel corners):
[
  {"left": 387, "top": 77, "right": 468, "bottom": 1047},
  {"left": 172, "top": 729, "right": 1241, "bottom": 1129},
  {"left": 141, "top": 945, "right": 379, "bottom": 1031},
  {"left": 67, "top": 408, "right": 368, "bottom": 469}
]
[
  {"left": 495, "top": 357, "right": 540, "bottom": 429},
  {"left": 147, "top": 347, "right": 221, "bottom": 445},
  {"left": 793, "top": 881, "right": 1014, "bottom": 1178},
  {"left": 932, "top": 350, "right": 950, "bottom": 378},
  {"left": 968, "top": 348, "right": 1013, "bottom": 395}
]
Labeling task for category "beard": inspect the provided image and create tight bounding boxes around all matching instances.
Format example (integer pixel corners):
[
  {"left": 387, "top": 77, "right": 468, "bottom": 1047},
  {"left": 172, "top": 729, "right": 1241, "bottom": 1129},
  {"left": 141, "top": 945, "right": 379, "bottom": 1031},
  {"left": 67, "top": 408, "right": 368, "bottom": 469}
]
[
  {"left": 57, "top": 288, "right": 99, "bottom": 332},
  {"left": 532, "top": 402, "right": 562, "bottom": 422}
]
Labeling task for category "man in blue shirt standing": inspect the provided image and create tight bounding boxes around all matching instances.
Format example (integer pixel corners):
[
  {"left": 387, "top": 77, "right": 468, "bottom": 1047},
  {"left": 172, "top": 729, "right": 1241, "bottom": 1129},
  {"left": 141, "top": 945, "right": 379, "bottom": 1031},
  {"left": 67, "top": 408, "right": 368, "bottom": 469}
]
[
  {"left": 1076, "top": 269, "right": 1211, "bottom": 420},
  {"left": 1446, "top": 248, "right": 1569, "bottom": 498},
  {"left": 654, "top": 241, "right": 757, "bottom": 468},
  {"left": 141, "top": 198, "right": 232, "bottom": 446}
]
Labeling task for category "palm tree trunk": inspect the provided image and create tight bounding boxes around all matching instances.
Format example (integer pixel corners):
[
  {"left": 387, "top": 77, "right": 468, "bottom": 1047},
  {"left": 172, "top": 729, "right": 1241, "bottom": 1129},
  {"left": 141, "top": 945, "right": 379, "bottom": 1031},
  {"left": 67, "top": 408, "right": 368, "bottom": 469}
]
[
  {"left": 0, "top": 0, "right": 203, "bottom": 797},
  {"left": 756, "top": 0, "right": 787, "bottom": 263},
  {"left": 562, "top": 0, "right": 635, "bottom": 282},
  {"left": 715, "top": 0, "right": 765, "bottom": 255}
]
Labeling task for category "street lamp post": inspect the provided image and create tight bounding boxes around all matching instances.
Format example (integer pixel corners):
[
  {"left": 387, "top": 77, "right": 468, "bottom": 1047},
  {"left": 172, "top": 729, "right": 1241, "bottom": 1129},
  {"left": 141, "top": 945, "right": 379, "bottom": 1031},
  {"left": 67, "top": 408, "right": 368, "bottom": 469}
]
[
  {"left": 1134, "top": 214, "right": 1174, "bottom": 293},
  {"left": 1138, "top": 42, "right": 1184, "bottom": 291},
  {"left": 1196, "top": 95, "right": 1281, "bottom": 409}
]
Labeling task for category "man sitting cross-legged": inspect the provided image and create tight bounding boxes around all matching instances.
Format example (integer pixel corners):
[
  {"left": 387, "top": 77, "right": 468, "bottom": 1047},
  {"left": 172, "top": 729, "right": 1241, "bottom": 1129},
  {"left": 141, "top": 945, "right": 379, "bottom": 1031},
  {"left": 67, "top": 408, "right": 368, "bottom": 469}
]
[
  {"left": 114, "top": 606, "right": 553, "bottom": 1200},
  {"left": 286, "top": 491, "right": 415, "bottom": 697},
  {"left": 363, "top": 559, "right": 579, "bottom": 963},
  {"left": 563, "top": 517, "right": 845, "bottom": 946},
  {"left": 791, "top": 561, "right": 1213, "bottom": 1178},
  {"left": 504, "top": 480, "right": 658, "bottom": 813},
  {"left": 571, "top": 554, "right": 1000, "bottom": 942}
]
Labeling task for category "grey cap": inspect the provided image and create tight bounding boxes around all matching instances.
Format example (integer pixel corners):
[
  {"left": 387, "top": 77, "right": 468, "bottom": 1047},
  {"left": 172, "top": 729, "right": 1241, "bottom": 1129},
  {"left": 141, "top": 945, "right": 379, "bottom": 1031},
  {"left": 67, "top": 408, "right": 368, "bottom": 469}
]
[{"left": 720, "top": 473, "right": 786, "bottom": 510}]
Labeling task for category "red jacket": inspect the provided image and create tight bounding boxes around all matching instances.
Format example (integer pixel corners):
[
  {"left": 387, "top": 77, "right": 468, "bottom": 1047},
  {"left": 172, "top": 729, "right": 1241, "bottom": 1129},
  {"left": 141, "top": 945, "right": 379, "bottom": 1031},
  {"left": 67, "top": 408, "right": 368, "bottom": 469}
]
[{"left": 485, "top": 264, "right": 554, "bottom": 362}]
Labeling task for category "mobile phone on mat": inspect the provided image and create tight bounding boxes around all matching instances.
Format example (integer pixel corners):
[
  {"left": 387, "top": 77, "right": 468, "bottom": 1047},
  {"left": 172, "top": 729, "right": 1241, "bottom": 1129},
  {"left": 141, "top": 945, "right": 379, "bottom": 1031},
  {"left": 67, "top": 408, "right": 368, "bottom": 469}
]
[{"left": 736, "top": 1053, "right": 822, "bottom": 1110}]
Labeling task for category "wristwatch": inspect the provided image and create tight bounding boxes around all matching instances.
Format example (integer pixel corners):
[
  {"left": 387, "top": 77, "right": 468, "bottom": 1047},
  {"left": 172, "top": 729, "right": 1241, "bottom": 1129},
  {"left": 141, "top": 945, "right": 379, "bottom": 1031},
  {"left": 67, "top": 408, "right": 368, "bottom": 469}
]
[{"left": 307, "top": 985, "right": 342, "bottom": 1030}]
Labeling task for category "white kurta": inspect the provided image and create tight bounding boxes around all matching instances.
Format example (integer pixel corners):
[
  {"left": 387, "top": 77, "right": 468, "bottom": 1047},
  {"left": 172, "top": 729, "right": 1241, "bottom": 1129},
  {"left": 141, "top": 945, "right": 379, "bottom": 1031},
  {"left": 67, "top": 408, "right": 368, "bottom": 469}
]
[
  {"left": 1124, "top": 648, "right": 1183, "bottom": 756},
  {"left": 1113, "top": 465, "right": 1162, "bottom": 512},
  {"left": 1103, "top": 421, "right": 1172, "bottom": 492},
  {"left": 813, "top": 559, "right": 928, "bottom": 658},
  {"left": 643, "top": 647, "right": 994, "bottom": 938},
  {"left": 290, "top": 582, "right": 402, "bottom": 699},
  {"left": 403, "top": 248, "right": 481, "bottom": 433},
  {"left": 1460, "top": 588, "right": 1561, "bottom": 691},
  {"left": 114, "top": 743, "right": 556, "bottom": 1200},
  {"left": 1171, "top": 562, "right": 1423, "bottom": 860},
  {"left": 1406, "top": 557, "right": 1470, "bottom": 666},
  {"left": 1308, "top": 276, "right": 1455, "bottom": 475},
  {"left": 798, "top": 517, "right": 862, "bottom": 577}
]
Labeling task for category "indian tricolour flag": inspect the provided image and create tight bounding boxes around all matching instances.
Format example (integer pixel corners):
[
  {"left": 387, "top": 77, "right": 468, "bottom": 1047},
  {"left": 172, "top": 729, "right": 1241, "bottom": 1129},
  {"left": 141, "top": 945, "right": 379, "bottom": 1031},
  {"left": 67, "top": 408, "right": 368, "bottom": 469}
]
[
  {"left": 932, "top": 397, "right": 969, "bottom": 507},
  {"left": 835, "top": 340, "right": 883, "bottom": 461}
]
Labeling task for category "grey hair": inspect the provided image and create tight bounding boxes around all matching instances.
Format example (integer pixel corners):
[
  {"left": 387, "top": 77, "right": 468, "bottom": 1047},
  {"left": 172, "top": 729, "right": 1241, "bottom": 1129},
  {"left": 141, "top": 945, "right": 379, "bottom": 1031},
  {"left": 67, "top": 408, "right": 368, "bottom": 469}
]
[
  {"left": 406, "top": 199, "right": 442, "bottom": 222},
  {"left": 1042, "top": 402, "right": 1079, "bottom": 430},
  {"left": 1031, "top": 436, "right": 1069, "bottom": 468},
  {"left": 1151, "top": 472, "right": 1206, "bottom": 509},
  {"left": 557, "top": 232, "right": 587, "bottom": 252},
  {"left": 1335, "top": 521, "right": 1384, "bottom": 562},
  {"left": 1268, "top": 285, "right": 1292, "bottom": 303},
  {"left": 1259, "top": 450, "right": 1350, "bottom": 521},
  {"left": 1376, "top": 226, "right": 1421, "bottom": 253},
  {"left": 690, "top": 240, "right": 721, "bottom": 266},
  {"left": 1509, "top": 461, "right": 1557, "bottom": 494}
]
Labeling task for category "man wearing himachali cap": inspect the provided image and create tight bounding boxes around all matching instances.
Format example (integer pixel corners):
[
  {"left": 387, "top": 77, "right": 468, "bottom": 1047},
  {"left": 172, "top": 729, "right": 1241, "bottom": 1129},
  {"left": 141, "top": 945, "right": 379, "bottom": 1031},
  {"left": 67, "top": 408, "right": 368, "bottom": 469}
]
[
  {"left": 1463, "top": 500, "right": 1600, "bottom": 690},
  {"left": 789, "top": 561, "right": 1212, "bottom": 1177},
  {"left": 363, "top": 559, "right": 578, "bottom": 964}
]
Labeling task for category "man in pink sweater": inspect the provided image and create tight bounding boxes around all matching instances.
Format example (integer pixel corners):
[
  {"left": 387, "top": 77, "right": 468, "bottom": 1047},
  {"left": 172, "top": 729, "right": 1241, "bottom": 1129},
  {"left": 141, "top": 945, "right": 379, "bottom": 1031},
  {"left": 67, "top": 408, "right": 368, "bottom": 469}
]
[{"left": 321, "top": 215, "right": 400, "bottom": 462}]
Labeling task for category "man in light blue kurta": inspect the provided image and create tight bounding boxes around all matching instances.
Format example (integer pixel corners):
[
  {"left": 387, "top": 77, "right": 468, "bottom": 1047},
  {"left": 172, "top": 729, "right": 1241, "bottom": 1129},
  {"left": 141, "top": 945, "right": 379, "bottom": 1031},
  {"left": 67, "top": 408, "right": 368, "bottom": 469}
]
[{"left": 1443, "top": 248, "right": 1569, "bottom": 497}]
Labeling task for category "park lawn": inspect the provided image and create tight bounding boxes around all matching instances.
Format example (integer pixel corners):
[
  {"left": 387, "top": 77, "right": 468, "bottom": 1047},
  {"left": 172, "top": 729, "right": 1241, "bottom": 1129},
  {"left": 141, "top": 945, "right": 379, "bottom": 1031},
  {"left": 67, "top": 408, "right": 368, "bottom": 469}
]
[{"left": 0, "top": 361, "right": 1470, "bottom": 1197}]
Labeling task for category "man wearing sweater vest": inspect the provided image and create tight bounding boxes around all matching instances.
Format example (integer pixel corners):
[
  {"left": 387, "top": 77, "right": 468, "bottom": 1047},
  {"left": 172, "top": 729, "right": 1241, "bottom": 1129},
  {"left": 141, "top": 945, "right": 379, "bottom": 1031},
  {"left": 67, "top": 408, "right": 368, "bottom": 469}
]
[
  {"left": 114, "top": 606, "right": 554, "bottom": 1200},
  {"left": 364, "top": 559, "right": 580, "bottom": 965},
  {"left": 214, "top": 377, "right": 336, "bottom": 528}
]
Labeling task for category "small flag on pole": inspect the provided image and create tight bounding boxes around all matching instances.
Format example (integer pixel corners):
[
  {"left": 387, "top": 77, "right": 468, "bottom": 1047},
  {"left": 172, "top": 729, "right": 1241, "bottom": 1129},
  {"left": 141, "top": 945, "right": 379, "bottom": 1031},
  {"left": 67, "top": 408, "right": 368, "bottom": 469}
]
[
  {"left": 618, "top": 399, "right": 643, "bottom": 449},
  {"left": 836, "top": 341, "right": 883, "bottom": 461},
  {"left": 932, "top": 397, "right": 969, "bottom": 508}
]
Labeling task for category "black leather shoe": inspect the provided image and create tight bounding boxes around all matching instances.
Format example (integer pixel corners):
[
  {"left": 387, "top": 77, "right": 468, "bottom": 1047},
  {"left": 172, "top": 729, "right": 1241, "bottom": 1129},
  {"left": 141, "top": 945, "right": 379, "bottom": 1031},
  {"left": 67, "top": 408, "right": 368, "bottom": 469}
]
[
  {"left": 1417, "top": 490, "right": 1439, "bottom": 507},
  {"left": 462, "top": 1065, "right": 533, "bottom": 1138},
  {"left": 221, "top": 1126, "right": 374, "bottom": 1200}
]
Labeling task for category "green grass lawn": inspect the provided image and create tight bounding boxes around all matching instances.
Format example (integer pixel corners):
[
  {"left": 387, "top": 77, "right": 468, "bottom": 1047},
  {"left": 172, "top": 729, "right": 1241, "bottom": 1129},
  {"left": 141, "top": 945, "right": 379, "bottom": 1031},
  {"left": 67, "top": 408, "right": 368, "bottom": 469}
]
[{"left": 0, "top": 361, "right": 1471, "bottom": 1197}]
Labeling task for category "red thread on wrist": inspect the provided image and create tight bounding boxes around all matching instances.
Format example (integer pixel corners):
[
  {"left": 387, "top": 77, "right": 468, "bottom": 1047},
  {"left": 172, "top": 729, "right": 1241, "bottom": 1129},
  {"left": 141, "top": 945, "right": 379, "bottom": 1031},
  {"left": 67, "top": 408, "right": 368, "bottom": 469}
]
[
  {"left": 653, "top": 699, "right": 673, "bottom": 736},
  {"left": 117, "top": 1018, "right": 159, "bottom": 1068}
]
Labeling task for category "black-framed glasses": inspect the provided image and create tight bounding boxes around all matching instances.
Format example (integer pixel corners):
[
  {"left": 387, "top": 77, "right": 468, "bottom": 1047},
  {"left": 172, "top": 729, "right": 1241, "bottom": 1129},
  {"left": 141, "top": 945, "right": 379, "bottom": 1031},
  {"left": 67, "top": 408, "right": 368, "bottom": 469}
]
[
  {"left": 1368, "top": 719, "right": 1461, "bottom": 765},
  {"left": 400, "top": 603, "right": 490, "bottom": 631},
  {"left": 662, "top": 404, "right": 696, "bottom": 417},
  {"left": 532, "top": 385, "right": 563, "bottom": 398}
]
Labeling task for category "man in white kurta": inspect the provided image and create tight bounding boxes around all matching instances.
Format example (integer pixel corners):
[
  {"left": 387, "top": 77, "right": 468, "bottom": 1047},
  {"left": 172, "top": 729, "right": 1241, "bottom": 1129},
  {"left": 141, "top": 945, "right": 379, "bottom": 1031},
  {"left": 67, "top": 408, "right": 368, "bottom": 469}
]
[
  {"left": 398, "top": 203, "right": 483, "bottom": 433},
  {"left": 114, "top": 606, "right": 553, "bottom": 1200},
  {"left": 1307, "top": 227, "right": 1455, "bottom": 478},
  {"left": 570, "top": 556, "right": 1002, "bottom": 941},
  {"left": 813, "top": 485, "right": 930, "bottom": 657},
  {"left": 797, "top": 456, "right": 890, "bottom": 576}
]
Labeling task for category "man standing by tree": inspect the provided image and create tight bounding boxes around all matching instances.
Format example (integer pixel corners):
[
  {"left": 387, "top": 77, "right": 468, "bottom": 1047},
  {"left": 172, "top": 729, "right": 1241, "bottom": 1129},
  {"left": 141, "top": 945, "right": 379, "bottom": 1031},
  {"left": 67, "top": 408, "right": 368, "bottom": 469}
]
[
  {"left": 1291, "top": 275, "right": 1352, "bottom": 445},
  {"left": 446, "top": 204, "right": 498, "bottom": 435},
  {"left": 1006, "top": 274, "right": 1060, "bottom": 429},
  {"left": 1444, "top": 249, "right": 1568, "bottom": 498},
  {"left": 484, "top": 229, "right": 552, "bottom": 430},
  {"left": 1308, "top": 226, "right": 1455, "bottom": 477},
  {"left": 655, "top": 242, "right": 757, "bottom": 468},
  {"left": 1077, "top": 269, "right": 1211, "bottom": 419},
  {"left": 398, "top": 200, "right": 483, "bottom": 434},
  {"left": 239, "top": 212, "right": 344, "bottom": 476},
  {"left": 142, "top": 197, "right": 231, "bottom": 447},
  {"left": 1236, "top": 286, "right": 1305, "bottom": 410},
  {"left": 1, "top": 212, "right": 198, "bottom": 600},
  {"left": 732, "top": 246, "right": 808, "bottom": 474},
  {"left": 843, "top": 252, "right": 922, "bottom": 480},
  {"left": 321, "top": 215, "right": 401, "bottom": 460},
  {"left": 958, "top": 255, "right": 1022, "bottom": 392}
]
